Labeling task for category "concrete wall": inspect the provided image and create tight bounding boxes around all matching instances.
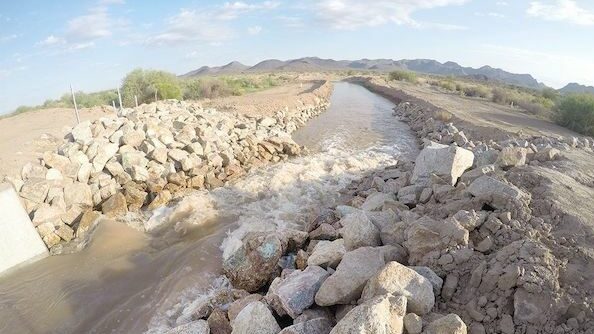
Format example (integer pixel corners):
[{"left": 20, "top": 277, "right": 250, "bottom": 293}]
[{"left": 0, "top": 183, "right": 48, "bottom": 276}]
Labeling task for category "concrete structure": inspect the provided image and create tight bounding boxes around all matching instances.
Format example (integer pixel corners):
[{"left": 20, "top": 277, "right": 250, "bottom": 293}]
[{"left": 0, "top": 183, "right": 48, "bottom": 275}]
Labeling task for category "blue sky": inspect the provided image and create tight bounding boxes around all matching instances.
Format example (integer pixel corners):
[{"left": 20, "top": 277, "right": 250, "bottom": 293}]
[{"left": 1, "top": 0, "right": 593, "bottom": 114}]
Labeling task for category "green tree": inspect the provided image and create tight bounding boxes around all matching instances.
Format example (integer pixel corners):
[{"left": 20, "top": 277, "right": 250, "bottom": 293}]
[{"left": 121, "top": 69, "right": 181, "bottom": 106}]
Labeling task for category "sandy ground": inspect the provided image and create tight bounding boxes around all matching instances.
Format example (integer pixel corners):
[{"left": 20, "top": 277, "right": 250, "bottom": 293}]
[
  {"left": 0, "top": 80, "right": 330, "bottom": 180},
  {"left": 203, "top": 80, "right": 330, "bottom": 117},
  {"left": 0, "top": 107, "right": 112, "bottom": 179}
]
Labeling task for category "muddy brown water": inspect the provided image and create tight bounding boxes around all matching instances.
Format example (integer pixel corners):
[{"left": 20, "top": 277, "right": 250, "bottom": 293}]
[{"left": 0, "top": 82, "right": 418, "bottom": 334}]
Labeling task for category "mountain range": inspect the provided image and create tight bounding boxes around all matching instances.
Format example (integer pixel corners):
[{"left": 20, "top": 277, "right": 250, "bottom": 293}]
[
  {"left": 181, "top": 57, "right": 547, "bottom": 89},
  {"left": 558, "top": 83, "right": 594, "bottom": 94}
]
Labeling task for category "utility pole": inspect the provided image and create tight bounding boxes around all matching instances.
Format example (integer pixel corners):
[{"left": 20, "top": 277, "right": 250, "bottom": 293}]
[{"left": 70, "top": 84, "right": 80, "bottom": 124}]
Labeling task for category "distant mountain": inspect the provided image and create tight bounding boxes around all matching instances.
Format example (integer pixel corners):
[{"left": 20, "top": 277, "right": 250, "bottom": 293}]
[
  {"left": 559, "top": 83, "right": 594, "bottom": 94},
  {"left": 183, "top": 57, "right": 546, "bottom": 89},
  {"left": 181, "top": 61, "right": 249, "bottom": 77}
]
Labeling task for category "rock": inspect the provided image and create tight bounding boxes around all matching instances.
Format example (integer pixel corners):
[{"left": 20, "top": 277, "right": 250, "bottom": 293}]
[
  {"left": 467, "top": 176, "right": 528, "bottom": 209},
  {"left": 361, "top": 261, "right": 434, "bottom": 315},
  {"left": 279, "top": 318, "right": 333, "bottom": 334},
  {"left": 76, "top": 210, "right": 102, "bottom": 238},
  {"left": 121, "top": 130, "right": 145, "bottom": 148},
  {"left": 45, "top": 168, "right": 63, "bottom": 180},
  {"left": 410, "top": 266, "right": 443, "bottom": 297},
  {"left": 403, "top": 313, "right": 422, "bottom": 334},
  {"left": 315, "top": 247, "right": 386, "bottom": 306},
  {"left": 307, "top": 239, "right": 346, "bottom": 268},
  {"left": 460, "top": 165, "right": 496, "bottom": 184},
  {"left": 32, "top": 205, "right": 64, "bottom": 226},
  {"left": 55, "top": 224, "right": 74, "bottom": 242},
  {"left": 339, "top": 211, "right": 381, "bottom": 250},
  {"left": 123, "top": 183, "right": 148, "bottom": 211},
  {"left": 441, "top": 274, "right": 458, "bottom": 302},
  {"left": 208, "top": 309, "right": 232, "bottom": 334},
  {"left": 361, "top": 192, "right": 395, "bottom": 211},
  {"left": 20, "top": 179, "right": 50, "bottom": 203},
  {"left": 231, "top": 301, "right": 280, "bottom": 334},
  {"left": 397, "top": 185, "right": 423, "bottom": 206},
  {"left": 424, "top": 314, "right": 467, "bottom": 334},
  {"left": 166, "top": 320, "right": 210, "bottom": 334},
  {"left": 148, "top": 190, "right": 172, "bottom": 210},
  {"left": 149, "top": 147, "right": 168, "bottom": 164},
  {"left": 21, "top": 162, "right": 47, "bottom": 180},
  {"left": 101, "top": 192, "right": 128, "bottom": 217},
  {"left": 293, "top": 307, "right": 334, "bottom": 324},
  {"left": 93, "top": 143, "right": 119, "bottom": 171},
  {"left": 266, "top": 266, "right": 330, "bottom": 318},
  {"left": 259, "top": 117, "right": 277, "bottom": 127},
  {"left": 305, "top": 209, "right": 337, "bottom": 233},
  {"left": 309, "top": 223, "right": 339, "bottom": 241},
  {"left": 411, "top": 142, "right": 474, "bottom": 186},
  {"left": 71, "top": 122, "right": 93, "bottom": 145},
  {"left": 42, "top": 233, "right": 61, "bottom": 248},
  {"left": 534, "top": 147, "right": 560, "bottom": 162},
  {"left": 451, "top": 210, "right": 486, "bottom": 231},
  {"left": 497, "top": 147, "right": 527, "bottom": 168},
  {"left": 223, "top": 233, "right": 284, "bottom": 292},
  {"left": 499, "top": 314, "right": 515, "bottom": 334},
  {"left": 228, "top": 294, "right": 263, "bottom": 322},
  {"left": 329, "top": 294, "right": 406, "bottom": 334},
  {"left": 63, "top": 182, "right": 93, "bottom": 207},
  {"left": 404, "top": 216, "right": 468, "bottom": 263}
]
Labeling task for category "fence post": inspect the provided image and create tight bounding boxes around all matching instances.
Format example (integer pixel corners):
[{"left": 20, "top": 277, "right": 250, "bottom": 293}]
[
  {"left": 70, "top": 84, "right": 80, "bottom": 124},
  {"left": 117, "top": 87, "right": 123, "bottom": 111},
  {"left": 135, "top": 95, "right": 138, "bottom": 108},
  {"left": 112, "top": 100, "right": 116, "bottom": 111},
  {"left": 155, "top": 89, "right": 158, "bottom": 102}
]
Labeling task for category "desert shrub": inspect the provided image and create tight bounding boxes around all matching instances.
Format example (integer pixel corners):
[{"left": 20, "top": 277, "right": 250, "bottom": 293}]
[
  {"left": 435, "top": 110, "right": 453, "bottom": 122},
  {"left": 555, "top": 94, "right": 594, "bottom": 136},
  {"left": 541, "top": 87, "right": 559, "bottom": 101},
  {"left": 121, "top": 69, "right": 182, "bottom": 106},
  {"left": 438, "top": 80, "right": 457, "bottom": 92},
  {"left": 462, "top": 85, "right": 490, "bottom": 98},
  {"left": 388, "top": 70, "right": 417, "bottom": 83}
]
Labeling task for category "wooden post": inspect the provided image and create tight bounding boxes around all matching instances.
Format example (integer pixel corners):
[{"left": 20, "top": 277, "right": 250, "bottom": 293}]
[
  {"left": 155, "top": 89, "right": 158, "bottom": 102},
  {"left": 117, "top": 87, "right": 123, "bottom": 110},
  {"left": 112, "top": 100, "right": 116, "bottom": 111},
  {"left": 70, "top": 84, "right": 80, "bottom": 124},
  {"left": 134, "top": 95, "right": 138, "bottom": 107}
]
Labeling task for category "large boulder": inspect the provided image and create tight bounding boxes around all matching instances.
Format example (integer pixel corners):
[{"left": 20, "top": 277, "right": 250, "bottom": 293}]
[
  {"left": 231, "top": 301, "right": 281, "bottom": 334},
  {"left": 496, "top": 147, "right": 527, "bottom": 168},
  {"left": 411, "top": 142, "right": 474, "bottom": 186},
  {"left": 404, "top": 216, "right": 468, "bottom": 264},
  {"left": 223, "top": 233, "right": 284, "bottom": 292},
  {"left": 329, "top": 294, "right": 406, "bottom": 334},
  {"left": 424, "top": 314, "right": 467, "bottom": 334},
  {"left": 63, "top": 182, "right": 93, "bottom": 207},
  {"left": 467, "top": 176, "right": 529, "bottom": 209},
  {"left": 360, "top": 262, "right": 434, "bottom": 315},
  {"left": 307, "top": 239, "right": 347, "bottom": 268},
  {"left": 315, "top": 247, "right": 386, "bottom": 306},
  {"left": 339, "top": 211, "right": 381, "bottom": 251},
  {"left": 266, "top": 266, "right": 330, "bottom": 318}
]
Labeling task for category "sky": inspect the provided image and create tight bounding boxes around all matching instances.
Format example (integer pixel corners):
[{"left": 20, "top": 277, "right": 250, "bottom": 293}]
[{"left": 1, "top": 0, "right": 594, "bottom": 114}]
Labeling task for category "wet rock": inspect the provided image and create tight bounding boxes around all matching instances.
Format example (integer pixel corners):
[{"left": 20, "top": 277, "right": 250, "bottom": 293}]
[
  {"left": 467, "top": 176, "right": 528, "bottom": 210},
  {"left": 424, "top": 314, "right": 467, "bottom": 334},
  {"left": 315, "top": 247, "right": 386, "bottom": 306},
  {"left": 207, "top": 309, "right": 232, "bottom": 334},
  {"left": 339, "top": 211, "right": 381, "bottom": 250},
  {"left": 361, "top": 261, "right": 434, "bottom": 315},
  {"left": 279, "top": 318, "right": 333, "bottom": 334},
  {"left": 266, "top": 265, "right": 330, "bottom": 318},
  {"left": 411, "top": 142, "right": 474, "bottom": 186},
  {"left": 55, "top": 224, "right": 74, "bottom": 242},
  {"left": 329, "top": 294, "right": 406, "bottom": 334},
  {"left": 148, "top": 190, "right": 173, "bottom": 210},
  {"left": 76, "top": 210, "right": 102, "bottom": 238},
  {"left": 223, "top": 233, "right": 284, "bottom": 292},
  {"left": 231, "top": 301, "right": 280, "bottom": 334},
  {"left": 101, "top": 192, "right": 128, "bottom": 217},
  {"left": 166, "top": 320, "right": 210, "bottom": 334},
  {"left": 307, "top": 239, "right": 346, "bottom": 268}
]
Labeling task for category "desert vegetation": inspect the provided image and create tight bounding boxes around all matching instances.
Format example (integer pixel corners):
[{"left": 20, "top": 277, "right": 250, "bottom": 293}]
[
  {"left": 555, "top": 93, "right": 594, "bottom": 136},
  {"left": 388, "top": 70, "right": 418, "bottom": 83}
]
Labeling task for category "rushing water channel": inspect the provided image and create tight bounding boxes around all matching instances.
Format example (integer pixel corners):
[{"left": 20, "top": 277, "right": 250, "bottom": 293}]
[{"left": 0, "top": 82, "right": 418, "bottom": 334}]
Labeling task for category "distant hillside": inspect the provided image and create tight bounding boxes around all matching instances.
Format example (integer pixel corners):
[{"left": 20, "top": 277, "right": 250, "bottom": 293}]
[
  {"left": 182, "top": 57, "right": 546, "bottom": 89},
  {"left": 559, "top": 83, "right": 594, "bottom": 94}
]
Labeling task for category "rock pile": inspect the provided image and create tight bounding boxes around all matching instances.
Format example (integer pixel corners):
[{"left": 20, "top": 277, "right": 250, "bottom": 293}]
[
  {"left": 4, "top": 95, "right": 329, "bottom": 253},
  {"left": 165, "top": 96, "right": 593, "bottom": 334}
]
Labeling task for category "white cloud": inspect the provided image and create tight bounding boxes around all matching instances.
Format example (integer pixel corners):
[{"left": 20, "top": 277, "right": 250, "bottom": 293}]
[
  {"left": 527, "top": 0, "right": 594, "bottom": 25},
  {"left": 314, "top": 0, "right": 470, "bottom": 30},
  {"left": 218, "top": 1, "right": 280, "bottom": 20},
  {"left": 147, "top": 9, "right": 234, "bottom": 46},
  {"left": 248, "top": 25, "right": 263, "bottom": 35},
  {"left": 69, "top": 42, "right": 96, "bottom": 50},
  {"left": 66, "top": 6, "right": 124, "bottom": 41},
  {"left": 37, "top": 35, "right": 66, "bottom": 46}
]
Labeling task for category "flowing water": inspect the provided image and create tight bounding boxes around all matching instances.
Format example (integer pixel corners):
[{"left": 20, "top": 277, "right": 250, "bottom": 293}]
[{"left": 0, "top": 82, "right": 418, "bottom": 334}]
